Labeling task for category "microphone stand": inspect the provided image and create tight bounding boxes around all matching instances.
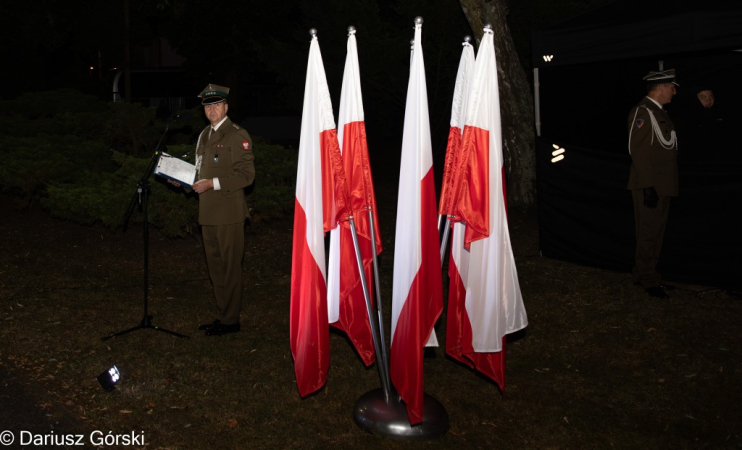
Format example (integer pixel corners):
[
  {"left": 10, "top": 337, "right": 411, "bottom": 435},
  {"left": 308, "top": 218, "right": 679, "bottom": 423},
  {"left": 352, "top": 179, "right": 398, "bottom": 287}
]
[{"left": 103, "top": 118, "right": 190, "bottom": 341}]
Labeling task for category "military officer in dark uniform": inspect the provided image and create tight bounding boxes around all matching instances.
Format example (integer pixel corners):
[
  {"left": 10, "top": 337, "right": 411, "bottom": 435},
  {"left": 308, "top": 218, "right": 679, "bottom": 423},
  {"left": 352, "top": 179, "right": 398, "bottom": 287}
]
[
  {"left": 193, "top": 84, "right": 255, "bottom": 335},
  {"left": 627, "top": 70, "right": 678, "bottom": 298}
]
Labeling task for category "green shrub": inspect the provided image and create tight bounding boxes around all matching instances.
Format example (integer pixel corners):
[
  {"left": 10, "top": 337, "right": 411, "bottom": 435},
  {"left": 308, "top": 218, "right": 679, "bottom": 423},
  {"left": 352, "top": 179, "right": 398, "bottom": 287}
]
[
  {"left": 0, "top": 89, "right": 108, "bottom": 139},
  {"left": 1, "top": 89, "right": 298, "bottom": 237},
  {"left": 250, "top": 139, "right": 298, "bottom": 222},
  {"left": 43, "top": 150, "right": 200, "bottom": 238},
  {"left": 1, "top": 136, "right": 78, "bottom": 202}
]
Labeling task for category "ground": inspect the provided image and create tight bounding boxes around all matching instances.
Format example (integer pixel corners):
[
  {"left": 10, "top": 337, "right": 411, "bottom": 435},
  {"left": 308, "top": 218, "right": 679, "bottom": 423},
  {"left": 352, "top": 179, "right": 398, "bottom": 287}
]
[{"left": 0, "top": 180, "right": 740, "bottom": 449}]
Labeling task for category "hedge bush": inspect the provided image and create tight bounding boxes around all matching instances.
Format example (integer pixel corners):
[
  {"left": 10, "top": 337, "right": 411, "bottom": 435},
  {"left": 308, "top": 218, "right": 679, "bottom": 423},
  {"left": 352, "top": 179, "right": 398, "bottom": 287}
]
[{"left": 0, "top": 89, "right": 297, "bottom": 237}]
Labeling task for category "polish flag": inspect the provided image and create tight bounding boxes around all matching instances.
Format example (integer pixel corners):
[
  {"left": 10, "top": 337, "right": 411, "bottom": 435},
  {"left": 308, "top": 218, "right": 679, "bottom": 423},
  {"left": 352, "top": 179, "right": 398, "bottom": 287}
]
[
  {"left": 327, "top": 29, "right": 382, "bottom": 367},
  {"left": 290, "top": 32, "right": 350, "bottom": 397},
  {"left": 390, "top": 21, "right": 443, "bottom": 426},
  {"left": 440, "top": 42, "right": 474, "bottom": 346},
  {"left": 447, "top": 27, "right": 528, "bottom": 389},
  {"left": 439, "top": 39, "right": 475, "bottom": 219}
]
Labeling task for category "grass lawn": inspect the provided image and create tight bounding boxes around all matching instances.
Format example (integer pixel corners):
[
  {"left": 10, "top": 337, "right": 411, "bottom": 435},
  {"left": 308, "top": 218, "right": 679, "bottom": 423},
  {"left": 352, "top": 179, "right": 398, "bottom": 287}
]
[{"left": 1, "top": 190, "right": 740, "bottom": 449}]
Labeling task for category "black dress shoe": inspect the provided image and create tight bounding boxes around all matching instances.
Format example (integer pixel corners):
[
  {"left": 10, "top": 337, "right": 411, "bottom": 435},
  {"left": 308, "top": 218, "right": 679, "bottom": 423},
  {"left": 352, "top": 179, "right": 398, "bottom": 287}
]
[
  {"left": 198, "top": 319, "right": 220, "bottom": 330},
  {"left": 646, "top": 286, "right": 669, "bottom": 298},
  {"left": 205, "top": 322, "right": 240, "bottom": 336}
]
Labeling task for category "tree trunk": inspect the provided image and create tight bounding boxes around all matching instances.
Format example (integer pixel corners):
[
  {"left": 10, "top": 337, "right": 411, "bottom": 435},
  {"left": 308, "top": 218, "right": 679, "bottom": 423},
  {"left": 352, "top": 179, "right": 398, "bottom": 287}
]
[{"left": 459, "top": 0, "right": 535, "bottom": 207}]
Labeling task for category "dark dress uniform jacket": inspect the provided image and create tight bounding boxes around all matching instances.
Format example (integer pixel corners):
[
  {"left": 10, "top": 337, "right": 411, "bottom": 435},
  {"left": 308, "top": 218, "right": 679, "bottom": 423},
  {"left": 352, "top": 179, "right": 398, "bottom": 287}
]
[
  {"left": 196, "top": 118, "right": 255, "bottom": 225},
  {"left": 627, "top": 97, "right": 678, "bottom": 196}
]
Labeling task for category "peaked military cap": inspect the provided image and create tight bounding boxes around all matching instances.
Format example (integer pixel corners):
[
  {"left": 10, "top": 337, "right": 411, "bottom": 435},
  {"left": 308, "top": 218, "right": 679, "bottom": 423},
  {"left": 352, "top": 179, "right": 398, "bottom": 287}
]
[
  {"left": 643, "top": 69, "right": 679, "bottom": 86},
  {"left": 199, "top": 84, "right": 230, "bottom": 105}
]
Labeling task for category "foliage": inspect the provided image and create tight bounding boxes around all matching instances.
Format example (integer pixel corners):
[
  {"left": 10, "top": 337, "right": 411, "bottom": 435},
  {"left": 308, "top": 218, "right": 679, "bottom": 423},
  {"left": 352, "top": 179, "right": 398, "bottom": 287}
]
[
  {"left": 0, "top": 89, "right": 297, "bottom": 237},
  {"left": 99, "top": 101, "right": 163, "bottom": 156},
  {"left": 0, "top": 135, "right": 113, "bottom": 204},
  {"left": 249, "top": 139, "right": 298, "bottom": 222},
  {"left": 0, "top": 89, "right": 108, "bottom": 138},
  {"left": 42, "top": 150, "right": 200, "bottom": 238},
  {"left": 0, "top": 89, "right": 179, "bottom": 154}
]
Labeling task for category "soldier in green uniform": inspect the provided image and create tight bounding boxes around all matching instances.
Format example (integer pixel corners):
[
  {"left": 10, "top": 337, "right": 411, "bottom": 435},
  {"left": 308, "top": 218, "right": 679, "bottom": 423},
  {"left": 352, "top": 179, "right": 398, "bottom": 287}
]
[
  {"left": 192, "top": 84, "right": 255, "bottom": 335},
  {"left": 627, "top": 70, "right": 678, "bottom": 298}
]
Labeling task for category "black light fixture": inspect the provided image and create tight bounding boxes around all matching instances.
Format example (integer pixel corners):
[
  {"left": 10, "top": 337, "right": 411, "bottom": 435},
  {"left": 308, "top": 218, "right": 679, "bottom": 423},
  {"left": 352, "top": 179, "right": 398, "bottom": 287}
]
[{"left": 97, "top": 365, "right": 121, "bottom": 392}]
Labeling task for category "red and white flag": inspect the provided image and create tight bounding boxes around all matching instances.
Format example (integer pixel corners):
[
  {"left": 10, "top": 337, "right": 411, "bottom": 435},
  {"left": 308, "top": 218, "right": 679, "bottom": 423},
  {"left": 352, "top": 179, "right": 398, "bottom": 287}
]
[
  {"left": 290, "top": 32, "right": 350, "bottom": 398},
  {"left": 446, "top": 27, "right": 528, "bottom": 389},
  {"left": 390, "top": 21, "right": 443, "bottom": 426},
  {"left": 327, "top": 29, "right": 382, "bottom": 367},
  {"left": 439, "top": 39, "right": 475, "bottom": 219},
  {"left": 441, "top": 42, "right": 475, "bottom": 361}
]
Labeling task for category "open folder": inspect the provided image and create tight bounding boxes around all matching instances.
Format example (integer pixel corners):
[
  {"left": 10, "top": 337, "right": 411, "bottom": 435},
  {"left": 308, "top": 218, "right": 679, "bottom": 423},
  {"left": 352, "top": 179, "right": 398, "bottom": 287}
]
[{"left": 154, "top": 152, "right": 196, "bottom": 188}]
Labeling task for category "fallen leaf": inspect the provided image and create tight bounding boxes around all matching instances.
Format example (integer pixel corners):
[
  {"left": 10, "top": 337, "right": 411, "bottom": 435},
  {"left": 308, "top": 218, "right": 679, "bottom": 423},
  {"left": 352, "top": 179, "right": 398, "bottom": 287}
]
[
  {"left": 119, "top": 410, "right": 133, "bottom": 414},
  {"left": 227, "top": 419, "right": 238, "bottom": 427}
]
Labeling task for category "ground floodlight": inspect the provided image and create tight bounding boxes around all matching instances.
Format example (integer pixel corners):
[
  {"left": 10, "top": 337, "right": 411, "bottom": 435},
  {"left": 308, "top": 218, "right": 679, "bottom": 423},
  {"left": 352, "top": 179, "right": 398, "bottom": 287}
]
[{"left": 97, "top": 365, "right": 121, "bottom": 392}]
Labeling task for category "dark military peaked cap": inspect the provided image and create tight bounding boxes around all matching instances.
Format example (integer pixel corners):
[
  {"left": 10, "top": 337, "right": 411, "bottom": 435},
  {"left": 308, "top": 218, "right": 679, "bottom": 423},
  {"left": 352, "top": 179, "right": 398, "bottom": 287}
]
[
  {"left": 643, "top": 69, "right": 679, "bottom": 86},
  {"left": 199, "top": 84, "right": 230, "bottom": 105}
]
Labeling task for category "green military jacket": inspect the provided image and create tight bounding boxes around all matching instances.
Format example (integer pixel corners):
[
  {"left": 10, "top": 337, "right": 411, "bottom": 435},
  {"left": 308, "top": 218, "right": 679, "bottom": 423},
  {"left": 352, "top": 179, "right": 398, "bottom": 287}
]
[{"left": 196, "top": 117, "right": 255, "bottom": 225}]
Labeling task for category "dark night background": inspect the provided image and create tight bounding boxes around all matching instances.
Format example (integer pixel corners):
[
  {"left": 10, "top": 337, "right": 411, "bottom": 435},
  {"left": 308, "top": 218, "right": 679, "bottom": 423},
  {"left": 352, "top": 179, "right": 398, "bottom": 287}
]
[
  {"left": 1, "top": 0, "right": 739, "bottom": 286},
  {"left": 1, "top": 3, "right": 741, "bottom": 447},
  {"left": 0, "top": 0, "right": 616, "bottom": 147},
  {"left": 1, "top": 0, "right": 472, "bottom": 147}
]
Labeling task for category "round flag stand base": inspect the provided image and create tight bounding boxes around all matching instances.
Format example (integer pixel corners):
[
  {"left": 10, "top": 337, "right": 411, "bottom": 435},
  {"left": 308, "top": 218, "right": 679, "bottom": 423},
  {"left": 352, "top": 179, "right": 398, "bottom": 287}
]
[{"left": 352, "top": 388, "right": 449, "bottom": 440}]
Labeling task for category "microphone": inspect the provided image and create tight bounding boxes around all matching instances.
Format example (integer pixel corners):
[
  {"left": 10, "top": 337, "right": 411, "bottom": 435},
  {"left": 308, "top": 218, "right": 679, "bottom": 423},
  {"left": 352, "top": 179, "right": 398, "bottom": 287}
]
[{"left": 167, "top": 111, "right": 193, "bottom": 123}]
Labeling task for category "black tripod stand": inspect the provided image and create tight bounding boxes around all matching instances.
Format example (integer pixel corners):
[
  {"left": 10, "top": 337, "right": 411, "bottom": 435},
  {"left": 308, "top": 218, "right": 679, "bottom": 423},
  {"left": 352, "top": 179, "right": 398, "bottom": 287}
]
[{"left": 102, "top": 119, "right": 190, "bottom": 341}]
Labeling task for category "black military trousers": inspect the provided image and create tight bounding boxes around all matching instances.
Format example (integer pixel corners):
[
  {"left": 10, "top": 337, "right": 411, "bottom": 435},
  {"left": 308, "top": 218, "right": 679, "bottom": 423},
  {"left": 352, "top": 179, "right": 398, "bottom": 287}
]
[{"left": 631, "top": 189, "right": 671, "bottom": 288}]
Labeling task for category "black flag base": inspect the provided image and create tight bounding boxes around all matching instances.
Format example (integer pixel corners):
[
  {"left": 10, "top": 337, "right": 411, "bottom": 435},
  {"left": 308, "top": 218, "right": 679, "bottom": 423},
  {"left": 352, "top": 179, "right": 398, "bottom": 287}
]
[{"left": 353, "top": 388, "right": 448, "bottom": 440}]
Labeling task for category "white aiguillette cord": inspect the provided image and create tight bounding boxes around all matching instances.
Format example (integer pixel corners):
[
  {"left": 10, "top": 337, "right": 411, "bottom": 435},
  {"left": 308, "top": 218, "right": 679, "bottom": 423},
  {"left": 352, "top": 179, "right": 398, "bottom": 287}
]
[{"left": 628, "top": 105, "right": 677, "bottom": 153}]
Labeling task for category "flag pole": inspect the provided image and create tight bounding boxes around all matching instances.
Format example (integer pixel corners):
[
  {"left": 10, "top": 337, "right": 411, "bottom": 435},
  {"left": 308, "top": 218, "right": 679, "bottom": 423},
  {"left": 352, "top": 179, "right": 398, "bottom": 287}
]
[
  {"left": 353, "top": 17, "right": 448, "bottom": 440},
  {"left": 366, "top": 208, "right": 392, "bottom": 398},
  {"left": 347, "top": 215, "right": 392, "bottom": 398},
  {"left": 439, "top": 218, "right": 451, "bottom": 266}
]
